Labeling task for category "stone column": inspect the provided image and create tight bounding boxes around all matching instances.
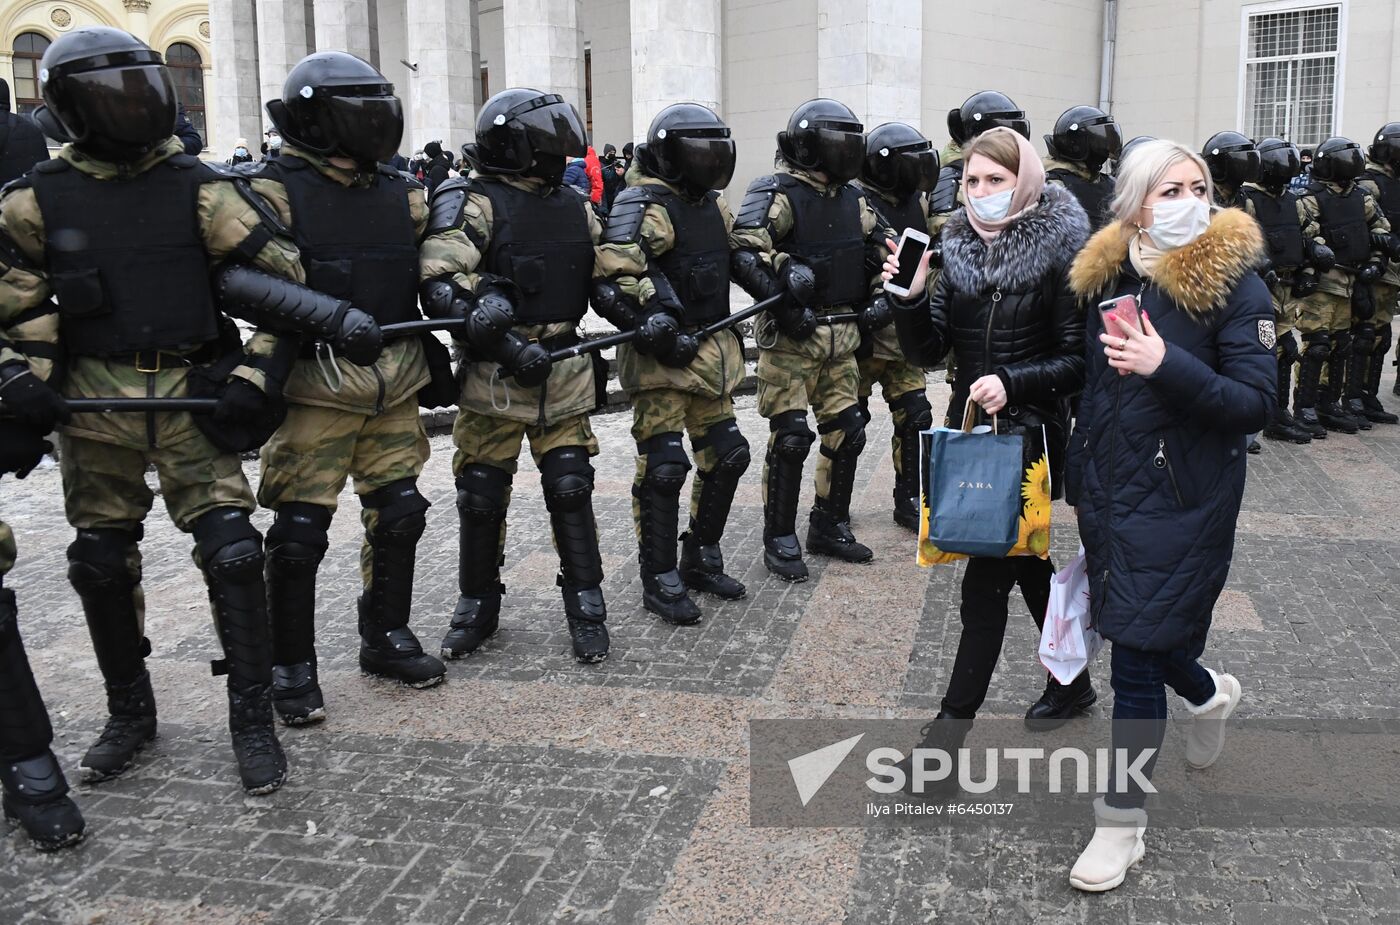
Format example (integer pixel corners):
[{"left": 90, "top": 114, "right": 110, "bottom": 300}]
[
  {"left": 817, "top": 0, "right": 922, "bottom": 129},
  {"left": 208, "top": 0, "right": 263, "bottom": 157},
  {"left": 123, "top": 0, "right": 152, "bottom": 43},
  {"left": 256, "top": 0, "right": 311, "bottom": 117},
  {"left": 503, "top": 0, "right": 585, "bottom": 120},
  {"left": 405, "top": 0, "right": 479, "bottom": 154},
  {"left": 313, "top": 0, "right": 374, "bottom": 63},
  {"left": 629, "top": 0, "right": 721, "bottom": 141}
]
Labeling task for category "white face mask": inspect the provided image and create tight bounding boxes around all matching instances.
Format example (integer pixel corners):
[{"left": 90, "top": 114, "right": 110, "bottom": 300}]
[
  {"left": 968, "top": 187, "right": 1015, "bottom": 222},
  {"left": 235, "top": 147, "right": 248, "bottom": 157},
  {"left": 268, "top": 134, "right": 282, "bottom": 149},
  {"left": 1147, "top": 197, "right": 1211, "bottom": 249}
]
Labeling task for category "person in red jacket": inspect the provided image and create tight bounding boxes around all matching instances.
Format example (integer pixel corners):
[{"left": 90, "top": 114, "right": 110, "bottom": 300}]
[{"left": 585, "top": 145, "right": 604, "bottom": 204}]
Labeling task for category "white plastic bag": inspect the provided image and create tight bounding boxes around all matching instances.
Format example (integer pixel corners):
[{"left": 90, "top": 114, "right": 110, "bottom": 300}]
[{"left": 1038, "top": 546, "right": 1103, "bottom": 684}]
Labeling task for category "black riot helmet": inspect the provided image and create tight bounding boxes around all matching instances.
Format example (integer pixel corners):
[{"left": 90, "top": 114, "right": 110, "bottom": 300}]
[
  {"left": 861, "top": 122, "right": 938, "bottom": 197},
  {"left": 1045, "top": 105, "right": 1121, "bottom": 171},
  {"left": 947, "top": 91, "right": 1029, "bottom": 146},
  {"left": 1201, "top": 131, "right": 1260, "bottom": 186},
  {"left": 1367, "top": 122, "right": 1400, "bottom": 171},
  {"left": 37, "top": 27, "right": 177, "bottom": 162},
  {"left": 635, "top": 103, "right": 736, "bottom": 197},
  {"left": 777, "top": 98, "right": 865, "bottom": 183},
  {"left": 1113, "top": 135, "right": 1156, "bottom": 177},
  {"left": 1256, "top": 137, "right": 1301, "bottom": 193},
  {"left": 1311, "top": 136, "right": 1366, "bottom": 183},
  {"left": 464, "top": 87, "right": 587, "bottom": 187},
  {"left": 266, "top": 52, "right": 403, "bottom": 169}
]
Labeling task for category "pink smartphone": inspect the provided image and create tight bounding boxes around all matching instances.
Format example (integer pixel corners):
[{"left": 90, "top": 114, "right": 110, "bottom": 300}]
[{"left": 1098, "top": 295, "right": 1143, "bottom": 335}]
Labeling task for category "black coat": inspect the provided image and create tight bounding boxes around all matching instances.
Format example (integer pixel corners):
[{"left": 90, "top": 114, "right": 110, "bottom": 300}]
[
  {"left": 0, "top": 111, "right": 50, "bottom": 187},
  {"left": 893, "top": 183, "right": 1090, "bottom": 497},
  {"left": 1065, "top": 211, "right": 1275, "bottom": 652}
]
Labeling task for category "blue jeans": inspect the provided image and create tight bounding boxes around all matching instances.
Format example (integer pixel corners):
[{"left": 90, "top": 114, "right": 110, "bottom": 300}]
[{"left": 1105, "top": 639, "right": 1217, "bottom": 809}]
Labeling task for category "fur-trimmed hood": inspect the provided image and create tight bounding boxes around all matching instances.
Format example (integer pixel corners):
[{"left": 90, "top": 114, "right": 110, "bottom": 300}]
[
  {"left": 1069, "top": 208, "right": 1267, "bottom": 318},
  {"left": 940, "top": 184, "right": 1090, "bottom": 293}
]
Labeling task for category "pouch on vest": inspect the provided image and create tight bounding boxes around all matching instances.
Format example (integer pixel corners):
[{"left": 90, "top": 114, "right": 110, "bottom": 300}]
[{"left": 50, "top": 268, "right": 106, "bottom": 318}]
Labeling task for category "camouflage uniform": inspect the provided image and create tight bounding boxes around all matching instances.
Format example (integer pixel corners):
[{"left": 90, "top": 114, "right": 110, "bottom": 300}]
[
  {"left": 420, "top": 172, "right": 608, "bottom": 658},
  {"left": 594, "top": 164, "right": 750, "bottom": 617},
  {"left": 730, "top": 161, "right": 893, "bottom": 576},
  {"left": 852, "top": 182, "right": 933, "bottom": 531},
  {"left": 1357, "top": 161, "right": 1400, "bottom": 404},
  {"left": 1296, "top": 180, "right": 1391, "bottom": 426},
  {"left": 0, "top": 136, "right": 301, "bottom": 790}
]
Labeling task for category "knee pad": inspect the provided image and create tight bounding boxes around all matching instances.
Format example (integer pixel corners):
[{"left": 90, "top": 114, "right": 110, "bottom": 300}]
[
  {"left": 1303, "top": 331, "right": 1331, "bottom": 360},
  {"left": 1332, "top": 330, "right": 1352, "bottom": 358},
  {"left": 192, "top": 508, "right": 264, "bottom": 584},
  {"left": 637, "top": 432, "right": 691, "bottom": 494},
  {"left": 456, "top": 464, "right": 512, "bottom": 523},
  {"left": 768, "top": 410, "right": 815, "bottom": 461},
  {"left": 1277, "top": 330, "right": 1300, "bottom": 365},
  {"left": 66, "top": 527, "right": 140, "bottom": 596},
  {"left": 1376, "top": 324, "right": 1393, "bottom": 356},
  {"left": 540, "top": 446, "right": 595, "bottom": 514},
  {"left": 362, "top": 479, "right": 429, "bottom": 546},
  {"left": 819, "top": 404, "right": 868, "bottom": 459},
  {"left": 889, "top": 389, "right": 934, "bottom": 431},
  {"left": 266, "top": 503, "right": 331, "bottom": 574},
  {"left": 1351, "top": 322, "right": 1375, "bottom": 345},
  {"left": 694, "top": 418, "right": 751, "bottom": 478}
]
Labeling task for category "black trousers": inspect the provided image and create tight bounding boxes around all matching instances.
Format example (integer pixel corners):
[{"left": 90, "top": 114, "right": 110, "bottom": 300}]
[{"left": 939, "top": 555, "right": 1057, "bottom": 719}]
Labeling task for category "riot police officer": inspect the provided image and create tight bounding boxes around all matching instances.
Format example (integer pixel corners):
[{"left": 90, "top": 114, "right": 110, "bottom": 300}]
[
  {"left": 1358, "top": 123, "right": 1400, "bottom": 419},
  {"left": 0, "top": 431, "right": 84, "bottom": 850},
  {"left": 1043, "top": 105, "right": 1121, "bottom": 230},
  {"left": 419, "top": 88, "right": 610, "bottom": 662},
  {"left": 241, "top": 52, "right": 448, "bottom": 726},
  {"left": 1113, "top": 135, "right": 1156, "bottom": 177},
  {"left": 1240, "top": 138, "right": 1329, "bottom": 443},
  {"left": 1202, "top": 131, "right": 1260, "bottom": 209},
  {"left": 930, "top": 91, "right": 1030, "bottom": 244},
  {"left": 1297, "top": 136, "right": 1392, "bottom": 433},
  {"left": 593, "top": 104, "right": 748, "bottom": 624},
  {"left": 729, "top": 98, "right": 896, "bottom": 581},
  {"left": 854, "top": 122, "right": 937, "bottom": 532},
  {"left": 0, "top": 27, "right": 321, "bottom": 793}
]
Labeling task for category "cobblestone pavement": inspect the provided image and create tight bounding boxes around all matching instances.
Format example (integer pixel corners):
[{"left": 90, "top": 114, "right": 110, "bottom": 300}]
[{"left": 3, "top": 367, "right": 1400, "bottom": 925}]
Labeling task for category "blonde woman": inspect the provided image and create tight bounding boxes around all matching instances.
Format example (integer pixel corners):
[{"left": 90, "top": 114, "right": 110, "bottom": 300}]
[{"left": 1063, "top": 140, "right": 1274, "bottom": 890}]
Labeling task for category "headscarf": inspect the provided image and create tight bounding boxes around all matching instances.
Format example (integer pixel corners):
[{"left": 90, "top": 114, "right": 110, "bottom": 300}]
[{"left": 963, "top": 127, "right": 1047, "bottom": 242}]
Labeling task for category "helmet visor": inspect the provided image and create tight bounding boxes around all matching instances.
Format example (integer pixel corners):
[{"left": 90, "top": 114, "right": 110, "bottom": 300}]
[
  {"left": 60, "top": 65, "right": 176, "bottom": 153},
  {"left": 324, "top": 93, "right": 404, "bottom": 164},
  {"left": 1082, "top": 118, "right": 1122, "bottom": 166},
  {"left": 1377, "top": 136, "right": 1400, "bottom": 170},
  {"left": 673, "top": 134, "right": 736, "bottom": 192},
  {"left": 510, "top": 95, "right": 588, "bottom": 159},
  {"left": 1328, "top": 144, "right": 1365, "bottom": 179},
  {"left": 971, "top": 110, "right": 1030, "bottom": 139},
  {"left": 1259, "top": 146, "right": 1301, "bottom": 185},
  {"left": 816, "top": 126, "right": 865, "bottom": 183},
  {"left": 896, "top": 146, "right": 939, "bottom": 193}
]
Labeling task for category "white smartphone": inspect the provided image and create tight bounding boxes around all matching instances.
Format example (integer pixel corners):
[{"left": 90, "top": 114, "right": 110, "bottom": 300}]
[{"left": 883, "top": 227, "right": 931, "bottom": 299}]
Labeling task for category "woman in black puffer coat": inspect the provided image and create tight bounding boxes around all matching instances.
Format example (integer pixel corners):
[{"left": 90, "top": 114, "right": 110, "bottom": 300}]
[
  {"left": 886, "top": 126, "right": 1092, "bottom": 749},
  {"left": 1063, "top": 140, "right": 1273, "bottom": 892}
]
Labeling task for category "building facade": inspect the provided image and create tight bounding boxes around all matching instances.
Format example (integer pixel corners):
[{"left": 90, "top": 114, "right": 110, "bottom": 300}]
[{"left": 4, "top": 1, "right": 1398, "bottom": 188}]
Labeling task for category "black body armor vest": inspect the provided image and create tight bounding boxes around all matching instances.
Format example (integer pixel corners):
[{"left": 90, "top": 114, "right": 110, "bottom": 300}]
[
  {"left": 774, "top": 174, "right": 867, "bottom": 308},
  {"left": 1309, "top": 181, "right": 1371, "bottom": 265},
  {"left": 471, "top": 178, "right": 593, "bottom": 324},
  {"left": 31, "top": 155, "right": 221, "bottom": 356},
  {"left": 1241, "top": 187, "right": 1305, "bottom": 270},
  {"left": 642, "top": 187, "right": 730, "bottom": 325},
  {"left": 1365, "top": 167, "right": 1400, "bottom": 230},
  {"left": 864, "top": 188, "right": 926, "bottom": 239},
  {"left": 1047, "top": 168, "right": 1114, "bottom": 231},
  {"left": 268, "top": 157, "right": 420, "bottom": 325}
]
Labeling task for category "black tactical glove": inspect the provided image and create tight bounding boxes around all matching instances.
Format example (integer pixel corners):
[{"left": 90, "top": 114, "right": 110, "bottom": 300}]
[
  {"left": 774, "top": 304, "right": 818, "bottom": 340},
  {"left": 1260, "top": 264, "right": 1280, "bottom": 288},
  {"left": 1358, "top": 260, "right": 1386, "bottom": 284},
  {"left": 659, "top": 332, "right": 700, "bottom": 369},
  {"left": 496, "top": 331, "right": 552, "bottom": 388},
  {"left": 1351, "top": 283, "right": 1376, "bottom": 322},
  {"left": 780, "top": 259, "right": 817, "bottom": 309},
  {"left": 213, "top": 377, "right": 271, "bottom": 430},
  {"left": 465, "top": 288, "right": 519, "bottom": 351},
  {"left": 928, "top": 239, "right": 945, "bottom": 270},
  {"left": 0, "top": 420, "right": 50, "bottom": 478},
  {"left": 1371, "top": 232, "right": 1400, "bottom": 262},
  {"left": 635, "top": 312, "right": 680, "bottom": 357},
  {"left": 336, "top": 307, "right": 383, "bottom": 367},
  {"left": 1291, "top": 271, "right": 1321, "bottom": 298},
  {"left": 0, "top": 362, "right": 70, "bottom": 434},
  {"left": 858, "top": 294, "right": 894, "bottom": 336},
  {"left": 1307, "top": 239, "right": 1336, "bottom": 273}
]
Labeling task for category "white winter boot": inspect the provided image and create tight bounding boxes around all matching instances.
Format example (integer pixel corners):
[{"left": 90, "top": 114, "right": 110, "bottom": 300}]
[
  {"left": 1069, "top": 797, "right": 1147, "bottom": 892},
  {"left": 1183, "top": 668, "right": 1242, "bottom": 770}
]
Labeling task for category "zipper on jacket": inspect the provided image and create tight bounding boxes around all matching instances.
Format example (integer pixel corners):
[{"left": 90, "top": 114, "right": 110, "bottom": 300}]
[
  {"left": 982, "top": 288, "right": 1002, "bottom": 427},
  {"left": 1154, "top": 436, "right": 1185, "bottom": 507}
]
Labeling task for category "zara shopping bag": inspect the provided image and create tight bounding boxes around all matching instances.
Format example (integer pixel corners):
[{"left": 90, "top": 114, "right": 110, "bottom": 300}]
[
  {"left": 917, "top": 402, "right": 1053, "bottom": 566},
  {"left": 1038, "top": 547, "right": 1102, "bottom": 684}
]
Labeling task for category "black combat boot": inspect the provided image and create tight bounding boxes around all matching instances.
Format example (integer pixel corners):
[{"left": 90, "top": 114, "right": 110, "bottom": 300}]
[
  {"left": 1326, "top": 334, "right": 1367, "bottom": 431},
  {"left": 679, "top": 424, "right": 749, "bottom": 600},
  {"left": 635, "top": 434, "right": 701, "bottom": 625},
  {"left": 67, "top": 529, "right": 157, "bottom": 782},
  {"left": 896, "top": 711, "right": 973, "bottom": 800},
  {"left": 561, "top": 579, "right": 609, "bottom": 663},
  {"left": 444, "top": 466, "right": 512, "bottom": 659},
  {"left": 357, "top": 491, "right": 446, "bottom": 688},
  {"left": 805, "top": 427, "right": 873, "bottom": 563},
  {"left": 1293, "top": 347, "right": 1328, "bottom": 439},
  {"left": 195, "top": 511, "right": 287, "bottom": 794},
  {"left": 1361, "top": 340, "right": 1399, "bottom": 423},
  {"left": 1, "top": 753, "right": 85, "bottom": 851},
  {"left": 680, "top": 532, "right": 746, "bottom": 600},
  {"left": 266, "top": 504, "right": 331, "bottom": 726},
  {"left": 763, "top": 417, "right": 814, "bottom": 582},
  {"left": 541, "top": 448, "right": 610, "bottom": 662},
  {"left": 1024, "top": 673, "right": 1098, "bottom": 731}
]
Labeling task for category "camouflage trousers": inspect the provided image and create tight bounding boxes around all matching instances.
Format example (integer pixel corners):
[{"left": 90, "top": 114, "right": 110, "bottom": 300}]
[
  {"left": 259, "top": 396, "right": 429, "bottom": 587},
  {"left": 858, "top": 354, "right": 928, "bottom": 486},
  {"left": 1267, "top": 278, "right": 1302, "bottom": 342},
  {"left": 1297, "top": 289, "right": 1353, "bottom": 335},
  {"left": 629, "top": 387, "right": 737, "bottom": 542}
]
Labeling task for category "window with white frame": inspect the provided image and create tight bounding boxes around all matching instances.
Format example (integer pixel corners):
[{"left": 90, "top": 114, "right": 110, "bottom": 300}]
[{"left": 1242, "top": 4, "right": 1341, "bottom": 147}]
